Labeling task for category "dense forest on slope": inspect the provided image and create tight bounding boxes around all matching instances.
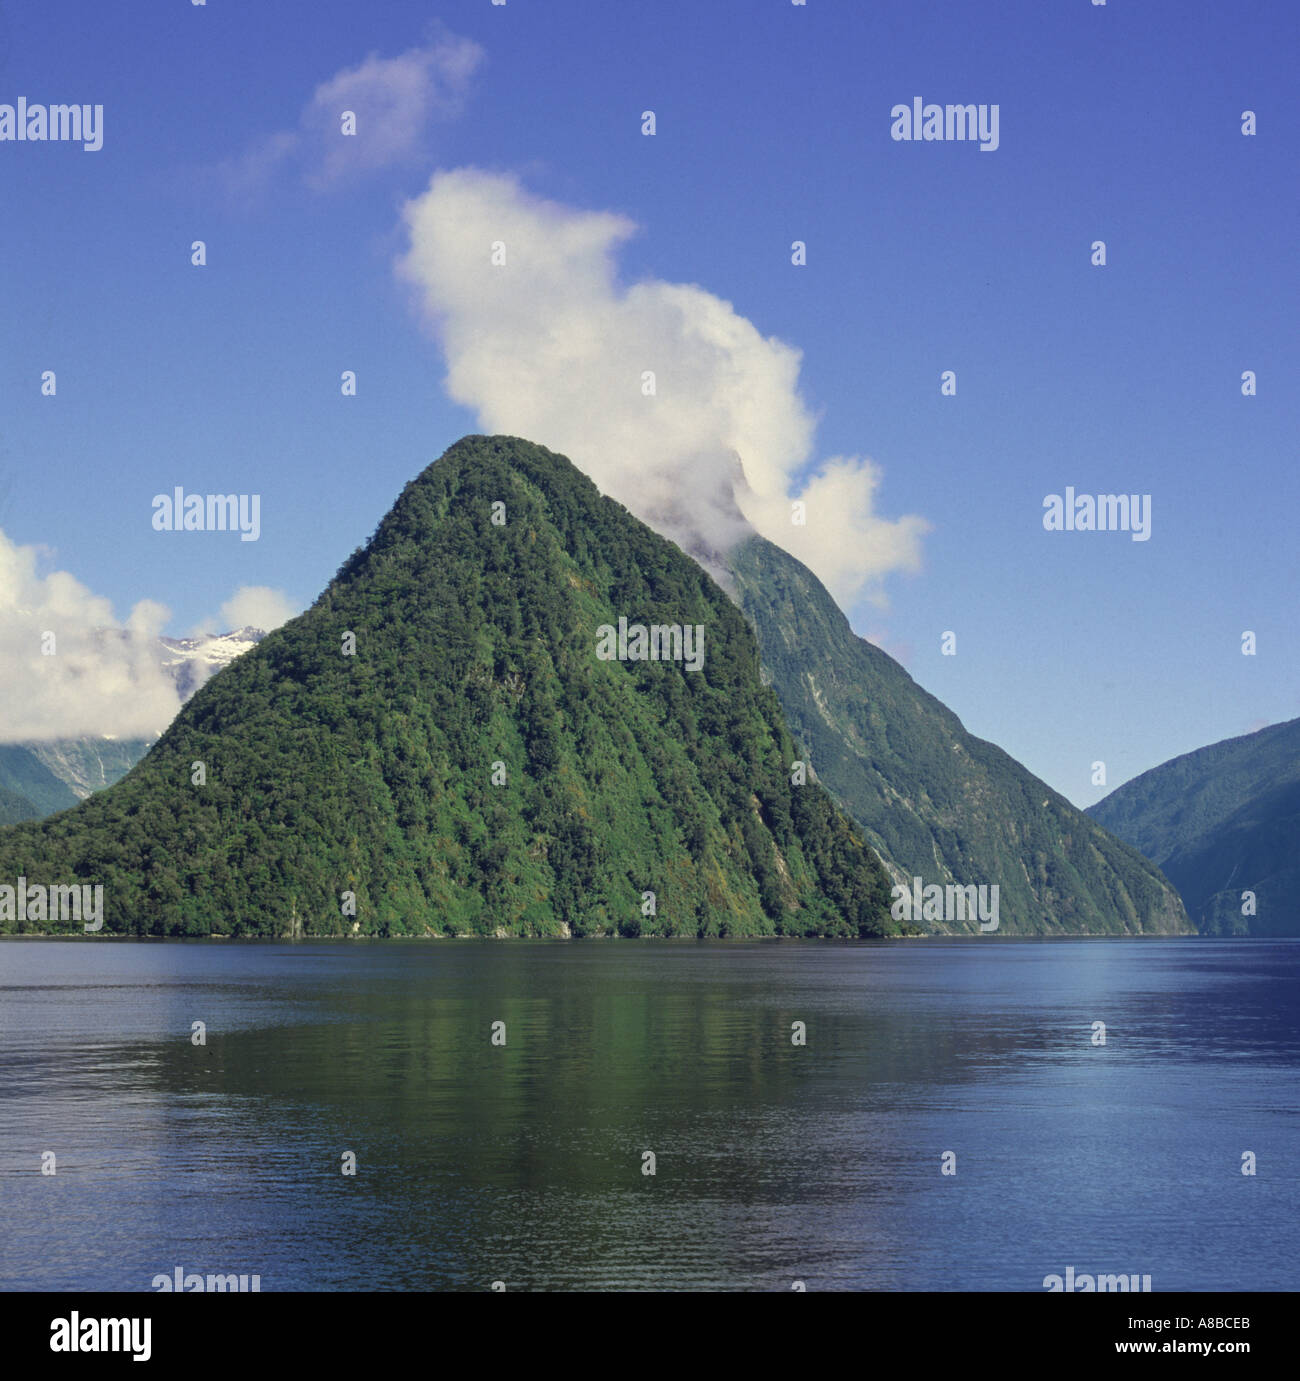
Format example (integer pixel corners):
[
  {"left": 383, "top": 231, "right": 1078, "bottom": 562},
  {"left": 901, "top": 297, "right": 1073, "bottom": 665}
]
[
  {"left": 728, "top": 536, "right": 1189, "bottom": 935},
  {"left": 0, "top": 436, "right": 899, "bottom": 939},
  {"left": 1089, "top": 717, "right": 1300, "bottom": 934}
]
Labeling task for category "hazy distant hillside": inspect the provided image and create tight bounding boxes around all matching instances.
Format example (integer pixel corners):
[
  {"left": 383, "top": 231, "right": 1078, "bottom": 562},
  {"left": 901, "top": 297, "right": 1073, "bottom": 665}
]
[
  {"left": 0, "top": 783, "right": 41, "bottom": 827},
  {"left": 1089, "top": 717, "right": 1300, "bottom": 935},
  {"left": 0, "top": 745, "right": 80, "bottom": 819}
]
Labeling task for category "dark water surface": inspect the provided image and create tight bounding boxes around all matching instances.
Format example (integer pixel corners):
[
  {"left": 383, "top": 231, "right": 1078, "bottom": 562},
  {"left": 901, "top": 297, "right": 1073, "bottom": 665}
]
[{"left": 1, "top": 938, "right": 1295, "bottom": 1291}]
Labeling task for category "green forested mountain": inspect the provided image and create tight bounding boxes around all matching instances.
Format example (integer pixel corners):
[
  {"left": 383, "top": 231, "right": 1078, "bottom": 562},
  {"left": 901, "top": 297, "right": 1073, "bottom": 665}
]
[
  {"left": 1088, "top": 717, "right": 1300, "bottom": 935},
  {"left": 728, "top": 536, "right": 1189, "bottom": 934},
  {"left": 0, "top": 436, "right": 899, "bottom": 938}
]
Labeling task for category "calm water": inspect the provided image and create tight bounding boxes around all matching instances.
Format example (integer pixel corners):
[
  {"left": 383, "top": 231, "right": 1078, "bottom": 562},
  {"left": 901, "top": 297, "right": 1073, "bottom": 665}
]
[{"left": 0, "top": 938, "right": 1295, "bottom": 1292}]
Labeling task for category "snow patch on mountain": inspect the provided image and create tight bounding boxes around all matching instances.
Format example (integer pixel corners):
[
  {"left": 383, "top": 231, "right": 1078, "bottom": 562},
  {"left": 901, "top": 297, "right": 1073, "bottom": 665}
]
[{"left": 158, "top": 626, "right": 266, "bottom": 699}]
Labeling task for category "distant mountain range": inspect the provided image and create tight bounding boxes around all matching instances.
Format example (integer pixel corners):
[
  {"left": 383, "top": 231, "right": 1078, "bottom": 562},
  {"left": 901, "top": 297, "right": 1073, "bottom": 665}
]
[
  {"left": 0, "top": 628, "right": 265, "bottom": 823},
  {"left": 0, "top": 439, "right": 1204, "bottom": 938},
  {"left": 1088, "top": 717, "right": 1300, "bottom": 935}
]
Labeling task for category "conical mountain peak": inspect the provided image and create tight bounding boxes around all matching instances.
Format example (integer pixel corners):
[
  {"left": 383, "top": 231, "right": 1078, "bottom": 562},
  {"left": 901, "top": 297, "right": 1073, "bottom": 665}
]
[{"left": 0, "top": 436, "right": 899, "bottom": 939}]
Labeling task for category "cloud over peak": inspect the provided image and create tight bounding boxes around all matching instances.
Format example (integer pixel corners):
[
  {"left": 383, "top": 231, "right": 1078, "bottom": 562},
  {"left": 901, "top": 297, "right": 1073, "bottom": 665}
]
[{"left": 398, "top": 168, "right": 927, "bottom": 610}]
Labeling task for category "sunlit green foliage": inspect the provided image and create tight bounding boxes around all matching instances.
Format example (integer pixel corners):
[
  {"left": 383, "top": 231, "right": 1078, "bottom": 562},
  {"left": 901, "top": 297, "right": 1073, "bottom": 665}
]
[{"left": 0, "top": 437, "right": 898, "bottom": 939}]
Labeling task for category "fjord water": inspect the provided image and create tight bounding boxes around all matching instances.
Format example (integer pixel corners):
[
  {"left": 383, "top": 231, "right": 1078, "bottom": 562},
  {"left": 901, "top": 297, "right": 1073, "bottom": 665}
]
[{"left": 0, "top": 939, "right": 1295, "bottom": 1292}]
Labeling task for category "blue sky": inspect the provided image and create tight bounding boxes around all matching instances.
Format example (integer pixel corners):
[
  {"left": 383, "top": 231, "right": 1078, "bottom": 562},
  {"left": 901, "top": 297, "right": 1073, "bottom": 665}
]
[{"left": 2, "top": 0, "right": 1296, "bottom": 805}]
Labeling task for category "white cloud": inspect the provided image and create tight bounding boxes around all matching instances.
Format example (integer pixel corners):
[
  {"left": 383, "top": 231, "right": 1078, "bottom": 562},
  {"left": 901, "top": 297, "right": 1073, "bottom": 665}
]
[
  {"left": 0, "top": 535, "right": 300, "bottom": 743},
  {"left": 397, "top": 169, "right": 928, "bottom": 610},
  {"left": 191, "top": 585, "right": 297, "bottom": 638},
  {"left": 0, "top": 530, "right": 183, "bottom": 743},
  {"left": 219, "top": 29, "right": 484, "bottom": 197}
]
